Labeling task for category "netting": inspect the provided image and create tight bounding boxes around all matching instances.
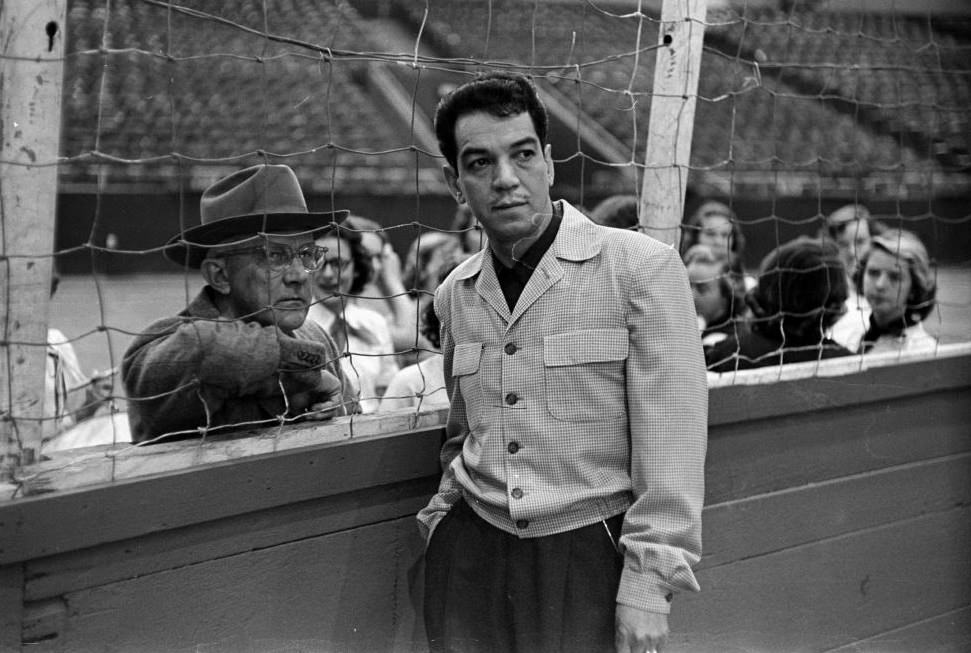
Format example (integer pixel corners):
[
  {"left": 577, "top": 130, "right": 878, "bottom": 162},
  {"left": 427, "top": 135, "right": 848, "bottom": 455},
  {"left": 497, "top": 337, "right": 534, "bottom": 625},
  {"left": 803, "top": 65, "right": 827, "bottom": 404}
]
[{"left": 2, "top": 0, "right": 969, "bottom": 489}]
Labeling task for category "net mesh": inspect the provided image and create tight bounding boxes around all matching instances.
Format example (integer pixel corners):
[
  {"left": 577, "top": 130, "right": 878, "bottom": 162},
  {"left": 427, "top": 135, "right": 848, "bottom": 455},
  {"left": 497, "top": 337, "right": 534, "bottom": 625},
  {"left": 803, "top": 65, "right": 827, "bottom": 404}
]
[{"left": 2, "top": 0, "right": 969, "bottom": 488}]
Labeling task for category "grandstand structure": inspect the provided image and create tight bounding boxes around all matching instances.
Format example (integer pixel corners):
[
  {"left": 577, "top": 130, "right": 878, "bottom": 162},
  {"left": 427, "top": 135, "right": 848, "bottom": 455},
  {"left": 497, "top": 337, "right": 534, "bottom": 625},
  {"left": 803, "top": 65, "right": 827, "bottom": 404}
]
[{"left": 55, "top": 0, "right": 971, "bottom": 271}]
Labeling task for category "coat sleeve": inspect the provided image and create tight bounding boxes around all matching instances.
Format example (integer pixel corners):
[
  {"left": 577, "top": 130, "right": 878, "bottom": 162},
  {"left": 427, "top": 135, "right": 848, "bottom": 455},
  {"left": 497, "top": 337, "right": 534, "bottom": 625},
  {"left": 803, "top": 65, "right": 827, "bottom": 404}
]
[
  {"left": 618, "top": 243, "right": 708, "bottom": 614},
  {"left": 122, "top": 317, "right": 334, "bottom": 441},
  {"left": 295, "top": 319, "right": 361, "bottom": 415}
]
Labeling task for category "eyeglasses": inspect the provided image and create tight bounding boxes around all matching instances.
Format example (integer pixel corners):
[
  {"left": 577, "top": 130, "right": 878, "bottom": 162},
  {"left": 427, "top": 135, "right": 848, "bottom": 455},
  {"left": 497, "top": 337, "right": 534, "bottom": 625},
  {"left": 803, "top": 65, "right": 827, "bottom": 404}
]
[{"left": 218, "top": 244, "right": 328, "bottom": 272}]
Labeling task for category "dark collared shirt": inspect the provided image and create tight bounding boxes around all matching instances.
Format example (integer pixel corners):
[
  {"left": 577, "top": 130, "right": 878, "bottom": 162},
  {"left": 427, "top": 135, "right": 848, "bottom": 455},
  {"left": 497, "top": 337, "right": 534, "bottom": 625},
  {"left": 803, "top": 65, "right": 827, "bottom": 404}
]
[{"left": 493, "top": 202, "right": 563, "bottom": 311}]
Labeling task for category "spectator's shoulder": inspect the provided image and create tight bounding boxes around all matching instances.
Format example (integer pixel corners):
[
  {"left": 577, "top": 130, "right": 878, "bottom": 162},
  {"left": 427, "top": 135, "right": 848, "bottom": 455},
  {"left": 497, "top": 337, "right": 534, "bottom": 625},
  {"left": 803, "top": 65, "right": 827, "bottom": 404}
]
[{"left": 123, "top": 313, "right": 185, "bottom": 353}]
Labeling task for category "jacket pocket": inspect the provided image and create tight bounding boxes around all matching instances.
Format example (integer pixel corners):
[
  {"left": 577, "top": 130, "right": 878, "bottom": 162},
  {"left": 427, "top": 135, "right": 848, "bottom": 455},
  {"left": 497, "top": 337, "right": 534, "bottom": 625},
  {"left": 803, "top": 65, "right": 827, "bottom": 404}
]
[
  {"left": 451, "top": 342, "right": 485, "bottom": 430},
  {"left": 544, "top": 328, "right": 628, "bottom": 422}
]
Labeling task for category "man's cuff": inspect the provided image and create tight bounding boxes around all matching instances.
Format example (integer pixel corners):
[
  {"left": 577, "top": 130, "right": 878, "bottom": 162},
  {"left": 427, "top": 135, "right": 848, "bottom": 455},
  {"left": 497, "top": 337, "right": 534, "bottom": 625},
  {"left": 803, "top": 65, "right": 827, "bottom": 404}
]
[
  {"left": 417, "top": 488, "right": 463, "bottom": 543},
  {"left": 616, "top": 568, "right": 675, "bottom": 615}
]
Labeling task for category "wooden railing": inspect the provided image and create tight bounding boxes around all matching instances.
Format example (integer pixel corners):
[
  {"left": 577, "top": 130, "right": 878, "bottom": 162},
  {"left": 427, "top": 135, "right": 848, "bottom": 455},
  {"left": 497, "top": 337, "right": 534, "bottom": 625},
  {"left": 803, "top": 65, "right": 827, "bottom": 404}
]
[{"left": 1, "top": 346, "right": 969, "bottom": 652}]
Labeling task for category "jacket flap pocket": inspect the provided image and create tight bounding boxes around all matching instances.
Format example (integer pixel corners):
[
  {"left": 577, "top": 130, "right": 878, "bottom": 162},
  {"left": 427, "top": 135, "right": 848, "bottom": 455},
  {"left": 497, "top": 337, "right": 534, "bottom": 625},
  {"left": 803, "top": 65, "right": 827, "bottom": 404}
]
[
  {"left": 452, "top": 342, "right": 484, "bottom": 376},
  {"left": 544, "top": 328, "right": 629, "bottom": 367}
]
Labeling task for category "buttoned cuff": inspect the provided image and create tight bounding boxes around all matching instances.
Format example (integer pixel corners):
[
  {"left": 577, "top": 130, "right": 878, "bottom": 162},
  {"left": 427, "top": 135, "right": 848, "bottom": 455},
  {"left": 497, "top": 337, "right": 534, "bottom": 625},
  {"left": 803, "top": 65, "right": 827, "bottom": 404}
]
[{"left": 616, "top": 569, "right": 675, "bottom": 615}]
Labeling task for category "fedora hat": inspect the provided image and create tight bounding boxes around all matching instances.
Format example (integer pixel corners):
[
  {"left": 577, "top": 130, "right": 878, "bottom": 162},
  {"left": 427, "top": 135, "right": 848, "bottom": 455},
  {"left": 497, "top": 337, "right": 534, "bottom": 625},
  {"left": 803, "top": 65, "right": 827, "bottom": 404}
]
[{"left": 164, "top": 164, "right": 347, "bottom": 268}]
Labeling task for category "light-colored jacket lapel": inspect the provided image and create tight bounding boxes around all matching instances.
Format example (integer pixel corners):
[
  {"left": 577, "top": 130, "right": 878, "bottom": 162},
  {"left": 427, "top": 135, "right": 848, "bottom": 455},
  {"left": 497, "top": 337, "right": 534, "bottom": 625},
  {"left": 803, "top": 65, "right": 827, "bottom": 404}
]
[
  {"left": 452, "top": 248, "right": 510, "bottom": 322},
  {"left": 453, "top": 201, "right": 604, "bottom": 329},
  {"left": 509, "top": 202, "right": 603, "bottom": 325}
]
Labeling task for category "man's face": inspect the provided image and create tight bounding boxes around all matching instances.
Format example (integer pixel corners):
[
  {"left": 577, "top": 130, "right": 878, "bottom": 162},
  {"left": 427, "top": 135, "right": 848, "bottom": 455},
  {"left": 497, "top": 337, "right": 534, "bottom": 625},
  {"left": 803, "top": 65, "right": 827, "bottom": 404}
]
[
  {"left": 222, "top": 233, "right": 316, "bottom": 333},
  {"left": 444, "top": 111, "right": 554, "bottom": 260}
]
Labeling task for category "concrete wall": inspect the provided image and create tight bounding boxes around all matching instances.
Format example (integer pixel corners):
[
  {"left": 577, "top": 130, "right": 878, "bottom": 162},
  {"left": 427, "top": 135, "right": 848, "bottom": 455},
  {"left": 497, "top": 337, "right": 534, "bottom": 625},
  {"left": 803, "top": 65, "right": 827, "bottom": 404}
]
[{"left": 1, "top": 350, "right": 969, "bottom": 652}]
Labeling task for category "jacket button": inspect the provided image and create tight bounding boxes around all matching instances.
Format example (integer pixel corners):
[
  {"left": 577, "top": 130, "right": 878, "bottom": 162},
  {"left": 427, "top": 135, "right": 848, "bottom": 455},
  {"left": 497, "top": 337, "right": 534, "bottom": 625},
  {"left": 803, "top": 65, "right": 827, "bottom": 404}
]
[
  {"left": 504, "top": 342, "right": 517, "bottom": 355},
  {"left": 504, "top": 392, "right": 518, "bottom": 405},
  {"left": 511, "top": 487, "right": 523, "bottom": 499},
  {"left": 516, "top": 519, "right": 529, "bottom": 529},
  {"left": 507, "top": 441, "right": 520, "bottom": 454}
]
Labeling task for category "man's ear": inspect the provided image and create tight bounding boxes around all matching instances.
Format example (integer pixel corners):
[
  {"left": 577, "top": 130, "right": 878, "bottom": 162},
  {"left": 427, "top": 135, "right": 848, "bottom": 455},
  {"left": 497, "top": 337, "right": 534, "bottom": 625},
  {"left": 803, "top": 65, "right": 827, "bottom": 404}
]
[
  {"left": 201, "top": 258, "right": 232, "bottom": 295},
  {"left": 544, "top": 143, "right": 555, "bottom": 187},
  {"left": 443, "top": 165, "right": 465, "bottom": 205}
]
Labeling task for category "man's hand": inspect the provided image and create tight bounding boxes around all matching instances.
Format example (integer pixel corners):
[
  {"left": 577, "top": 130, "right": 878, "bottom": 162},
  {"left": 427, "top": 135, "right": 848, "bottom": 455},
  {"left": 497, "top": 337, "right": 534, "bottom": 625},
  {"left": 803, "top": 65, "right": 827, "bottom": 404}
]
[
  {"left": 375, "top": 243, "right": 404, "bottom": 292},
  {"left": 301, "top": 399, "right": 342, "bottom": 420},
  {"left": 303, "top": 368, "right": 345, "bottom": 419},
  {"left": 615, "top": 604, "right": 669, "bottom": 653}
]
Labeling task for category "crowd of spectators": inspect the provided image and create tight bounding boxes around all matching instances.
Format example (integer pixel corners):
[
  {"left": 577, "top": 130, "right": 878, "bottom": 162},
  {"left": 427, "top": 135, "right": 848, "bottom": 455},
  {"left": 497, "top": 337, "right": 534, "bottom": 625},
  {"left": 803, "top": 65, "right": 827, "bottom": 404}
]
[
  {"left": 308, "top": 193, "right": 943, "bottom": 401},
  {"left": 42, "top": 183, "right": 946, "bottom": 451},
  {"left": 683, "top": 200, "right": 940, "bottom": 372},
  {"left": 588, "top": 195, "right": 942, "bottom": 374}
]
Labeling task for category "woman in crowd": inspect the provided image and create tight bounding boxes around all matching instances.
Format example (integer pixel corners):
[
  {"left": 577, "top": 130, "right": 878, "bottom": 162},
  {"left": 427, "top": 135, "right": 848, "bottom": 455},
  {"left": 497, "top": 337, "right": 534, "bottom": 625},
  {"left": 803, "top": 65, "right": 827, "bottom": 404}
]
[
  {"left": 379, "top": 252, "right": 467, "bottom": 412},
  {"left": 379, "top": 296, "right": 449, "bottom": 412},
  {"left": 307, "top": 222, "right": 399, "bottom": 413},
  {"left": 681, "top": 198, "right": 756, "bottom": 291},
  {"left": 818, "top": 203, "right": 885, "bottom": 350},
  {"left": 707, "top": 236, "right": 853, "bottom": 372},
  {"left": 683, "top": 243, "right": 747, "bottom": 353},
  {"left": 397, "top": 230, "right": 464, "bottom": 366},
  {"left": 43, "top": 268, "right": 128, "bottom": 451},
  {"left": 342, "top": 214, "right": 420, "bottom": 362},
  {"left": 855, "top": 229, "right": 938, "bottom": 354}
]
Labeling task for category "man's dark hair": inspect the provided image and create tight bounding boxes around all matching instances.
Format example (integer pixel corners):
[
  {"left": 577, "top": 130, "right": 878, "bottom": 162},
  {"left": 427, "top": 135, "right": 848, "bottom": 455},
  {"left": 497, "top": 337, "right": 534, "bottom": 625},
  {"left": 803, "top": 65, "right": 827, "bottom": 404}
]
[{"left": 434, "top": 71, "right": 549, "bottom": 170}]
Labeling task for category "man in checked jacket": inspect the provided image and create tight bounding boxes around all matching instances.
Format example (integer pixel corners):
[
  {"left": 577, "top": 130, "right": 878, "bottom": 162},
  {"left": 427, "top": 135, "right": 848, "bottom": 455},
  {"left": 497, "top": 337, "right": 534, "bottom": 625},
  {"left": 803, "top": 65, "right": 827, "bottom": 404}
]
[{"left": 417, "top": 72, "right": 708, "bottom": 653}]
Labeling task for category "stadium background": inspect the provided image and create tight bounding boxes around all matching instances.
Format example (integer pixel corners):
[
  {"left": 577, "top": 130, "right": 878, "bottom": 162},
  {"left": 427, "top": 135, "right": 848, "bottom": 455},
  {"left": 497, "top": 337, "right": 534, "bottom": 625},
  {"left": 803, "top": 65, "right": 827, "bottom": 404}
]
[
  {"left": 48, "top": 0, "right": 971, "bottom": 373},
  {"left": 54, "top": 0, "right": 970, "bottom": 273}
]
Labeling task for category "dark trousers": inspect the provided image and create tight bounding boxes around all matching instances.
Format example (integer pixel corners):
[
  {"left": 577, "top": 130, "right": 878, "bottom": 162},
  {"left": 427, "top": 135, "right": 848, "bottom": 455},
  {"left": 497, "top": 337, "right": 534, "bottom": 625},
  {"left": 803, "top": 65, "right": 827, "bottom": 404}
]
[{"left": 424, "top": 499, "right": 624, "bottom": 653}]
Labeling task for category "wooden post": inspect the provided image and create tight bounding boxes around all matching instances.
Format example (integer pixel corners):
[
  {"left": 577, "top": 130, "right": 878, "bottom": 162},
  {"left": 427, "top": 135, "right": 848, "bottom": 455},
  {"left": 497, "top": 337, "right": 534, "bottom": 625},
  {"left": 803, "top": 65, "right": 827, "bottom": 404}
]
[
  {"left": 639, "top": 0, "right": 707, "bottom": 247},
  {"left": 0, "top": 0, "right": 68, "bottom": 479}
]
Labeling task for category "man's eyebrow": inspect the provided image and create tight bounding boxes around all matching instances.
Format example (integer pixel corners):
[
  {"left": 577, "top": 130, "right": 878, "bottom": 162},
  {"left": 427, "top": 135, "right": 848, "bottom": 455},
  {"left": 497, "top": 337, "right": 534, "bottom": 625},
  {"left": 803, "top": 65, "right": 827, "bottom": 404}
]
[
  {"left": 459, "top": 135, "right": 540, "bottom": 157},
  {"left": 458, "top": 145, "right": 489, "bottom": 162}
]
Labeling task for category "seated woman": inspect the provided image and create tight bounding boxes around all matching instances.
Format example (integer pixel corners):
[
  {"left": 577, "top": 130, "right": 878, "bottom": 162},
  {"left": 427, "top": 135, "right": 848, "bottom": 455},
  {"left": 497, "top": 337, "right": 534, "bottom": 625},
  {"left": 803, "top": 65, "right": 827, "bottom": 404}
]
[
  {"left": 818, "top": 203, "right": 885, "bottom": 350},
  {"left": 854, "top": 229, "right": 938, "bottom": 355},
  {"left": 397, "top": 230, "right": 464, "bottom": 367},
  {"left": 683, "top": 244, "right": 747, "bottom": 352},
  {"left": 342, "top": 215, "right": 420, "bottom": 360},
  {"left": 707, "top": 237, "right": 853, "bottom": 372},
  {"left": 680, "top": 199, "right": 756, "bottom": 292},
  {"left": 307, "top": 222, "right": 399, "bottom": 413},
  {"left": 379, "top": 298, "right": 448, "bottom": 412},
  {"left": 43, "top": 269, "right": 128, "bottom": 452}
]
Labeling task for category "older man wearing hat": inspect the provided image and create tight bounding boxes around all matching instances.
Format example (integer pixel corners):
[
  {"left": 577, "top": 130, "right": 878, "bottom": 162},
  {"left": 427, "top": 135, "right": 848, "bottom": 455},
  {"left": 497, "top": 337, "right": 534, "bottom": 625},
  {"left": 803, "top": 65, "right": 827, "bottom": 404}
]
[{"left": 122, "top": 164, "right": 359, "bottom": 444}]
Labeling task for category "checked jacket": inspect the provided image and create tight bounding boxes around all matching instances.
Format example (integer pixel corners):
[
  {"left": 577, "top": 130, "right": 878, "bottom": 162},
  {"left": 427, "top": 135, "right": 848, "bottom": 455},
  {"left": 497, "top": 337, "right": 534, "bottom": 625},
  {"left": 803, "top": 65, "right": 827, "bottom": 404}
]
[{"left": 418, "top": 200, "right": 708, "bottom": 614}]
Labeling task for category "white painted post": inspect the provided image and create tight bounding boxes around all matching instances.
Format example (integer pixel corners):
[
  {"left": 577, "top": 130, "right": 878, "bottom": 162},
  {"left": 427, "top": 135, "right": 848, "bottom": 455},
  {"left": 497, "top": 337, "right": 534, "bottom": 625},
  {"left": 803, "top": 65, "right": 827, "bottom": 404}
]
[
  {"left": 1, "top": 0, "right": 68, "bottom": 478},
  {"left": 639, "top": 0, "right": 708, "bottom": 247}
]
